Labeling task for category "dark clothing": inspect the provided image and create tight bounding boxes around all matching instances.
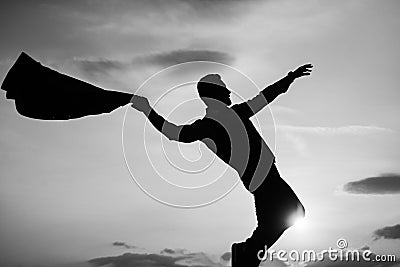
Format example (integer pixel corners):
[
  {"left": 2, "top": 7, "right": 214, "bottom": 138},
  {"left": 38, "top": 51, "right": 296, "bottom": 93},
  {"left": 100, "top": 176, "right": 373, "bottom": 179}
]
[
  {"left": 1, "top": 52, "right": 132, "bottom": 120},
  {"left": 235, "top": 164, "right": 304, "bottom": 266},
  {"left": 147, "top": 72, "right": 305, "bottom": 255},
  {"left": 248, "top": 163, "right": 304, "bottom": 247},
  {"left": 148, "top": 72, "right": 297, "bottom": 192}
]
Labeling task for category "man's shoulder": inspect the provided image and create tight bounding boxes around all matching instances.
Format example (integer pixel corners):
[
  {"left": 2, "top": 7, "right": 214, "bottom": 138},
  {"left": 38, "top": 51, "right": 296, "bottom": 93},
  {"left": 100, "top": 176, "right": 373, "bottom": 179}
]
[{"left": 231, "top": 103, "right": 254, "bottom": 118}]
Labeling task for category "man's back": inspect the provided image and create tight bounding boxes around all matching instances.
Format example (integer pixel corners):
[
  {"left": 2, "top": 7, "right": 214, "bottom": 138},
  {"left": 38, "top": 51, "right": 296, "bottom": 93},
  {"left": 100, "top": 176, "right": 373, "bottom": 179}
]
[{"left": 179, "top": 103, "right": 275, "bottom": 192}]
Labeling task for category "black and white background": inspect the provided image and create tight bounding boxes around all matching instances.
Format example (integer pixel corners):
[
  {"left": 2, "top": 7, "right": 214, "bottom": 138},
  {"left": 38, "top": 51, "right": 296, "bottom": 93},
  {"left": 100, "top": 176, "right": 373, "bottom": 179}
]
[{"left": 0, "top": 1, "right": 399, "bottom": 266}]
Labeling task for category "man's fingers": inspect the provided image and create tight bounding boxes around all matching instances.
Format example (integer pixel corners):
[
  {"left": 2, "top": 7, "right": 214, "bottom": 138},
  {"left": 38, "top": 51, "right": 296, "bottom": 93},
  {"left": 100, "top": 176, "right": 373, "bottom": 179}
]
[
  {"left": 296, "top": 67, "right": 312, "bottom": 77},
  {"left": 292, "top": 64, "right": 313, "bottom": 78},
  {"left": 300, "top": 64, "right": 313, "bottom": 71},
  {"left": 296, "top": 66, "right": 312, "bottom": 73}
]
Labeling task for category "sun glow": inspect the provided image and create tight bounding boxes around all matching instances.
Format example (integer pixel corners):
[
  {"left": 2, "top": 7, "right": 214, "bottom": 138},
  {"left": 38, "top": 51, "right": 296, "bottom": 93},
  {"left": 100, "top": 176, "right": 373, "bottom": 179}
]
[
  {"left": 288, "top": 209, "right": 309, "bottom": 232},
  {"left": 293, "top": 216, "right": 307, "bottom": 229}
]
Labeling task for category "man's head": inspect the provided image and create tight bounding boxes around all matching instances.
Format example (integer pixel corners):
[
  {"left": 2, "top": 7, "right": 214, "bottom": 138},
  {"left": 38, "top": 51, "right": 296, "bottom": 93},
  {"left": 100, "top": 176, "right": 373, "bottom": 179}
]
[{"left": 197, "top": 74, "right": 231, "bottom": 106}]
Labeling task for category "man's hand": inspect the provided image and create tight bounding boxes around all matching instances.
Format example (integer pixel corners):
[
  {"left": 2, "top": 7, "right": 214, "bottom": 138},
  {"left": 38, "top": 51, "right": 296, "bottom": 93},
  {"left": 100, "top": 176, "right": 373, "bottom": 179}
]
[
  {"left": 291, "top": 63, "right": 313, "bottom": 79},
  {"left": 131, "top": 94, "right": 151, "bottom": 115}
]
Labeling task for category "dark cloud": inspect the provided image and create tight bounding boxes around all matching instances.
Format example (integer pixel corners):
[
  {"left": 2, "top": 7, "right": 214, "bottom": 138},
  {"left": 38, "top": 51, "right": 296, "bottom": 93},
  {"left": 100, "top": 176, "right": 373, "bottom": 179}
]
[
  {"left": 161, "top": 248, "right": 176, "bottom": 254},
  {"left": 343, "top": 173, "right": 400, "bottom": 194},
  {"left": 73, "top": 49, "right": 235, "bottom": 77},
  {"left": 373, "top": 224, "right": 400, "bottom": 240},
  {"left": 88, "top": 0, "right": 258, "bottom": 21},
  {"left": 89, "top": 253, "right": 186, "bottom": 267},
  {"left": 177, "top": 0, "right": 257, "bottom": 11},
  {"left": 74, "top": 57, "right": 127, "bottom": 77},
  {"left": 220, "top": 251, "right": 231, "bottom": 261},
  {"left": 112, "top": 241, "right": 136, "bottom": 249},
  {"left": 50, "top": 0, "right": 256, "bottom": 14},
  {"left": 144, "top": 49, "right": 235, "bottom": 67},
  {"left": 360, "top": 245, "right": 370, "bottom": 251},
  {"left": 174, "top": 0, "right": 266, "bottom": 23}
]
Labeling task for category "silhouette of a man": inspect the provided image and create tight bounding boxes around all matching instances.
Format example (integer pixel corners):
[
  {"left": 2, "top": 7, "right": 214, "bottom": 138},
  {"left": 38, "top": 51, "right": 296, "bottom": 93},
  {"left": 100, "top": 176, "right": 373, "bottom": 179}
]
[{"left": 131, "top": 64, "right": 312, "bottom": 266}]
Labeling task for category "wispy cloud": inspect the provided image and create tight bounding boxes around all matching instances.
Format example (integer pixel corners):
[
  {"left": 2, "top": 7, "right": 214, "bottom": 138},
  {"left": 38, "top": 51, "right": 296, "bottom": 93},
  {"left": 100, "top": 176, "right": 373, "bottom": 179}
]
[
  {"left": 270, "top": 105, "right": 298, "bottom": 115},
  {"left": 78, "top": 0, "right": 259, "bottom": 23},
  {"left": 343, "top": 174, "right": 400, "bottom": 195},
  {"left": 73, "top": 49, "right": 234, "bottom": 77},
  {"left": 277, "top": 125, "right": 395, "bottom": 157},
  {"left": 73, "top": 57, "right": 128, "bottom": 77},
  {"left": 112, "top": 241, "right": 137, "bottom": 249},
  {"left": 283, "top": 131, "right": 309, "bottom": 156},
  {"left": 143, "top": 49, "right": 235, "bottom": 67},
  {"left": 277, "top": 125, "right": 396, "bottom": 135}
]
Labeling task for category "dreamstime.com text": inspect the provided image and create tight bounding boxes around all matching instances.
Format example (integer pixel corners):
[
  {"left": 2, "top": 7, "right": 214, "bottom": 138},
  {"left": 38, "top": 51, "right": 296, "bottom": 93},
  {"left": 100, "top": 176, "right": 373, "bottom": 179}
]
[{"left": 257, "top": 238, "right": 397, "bottom": 263}]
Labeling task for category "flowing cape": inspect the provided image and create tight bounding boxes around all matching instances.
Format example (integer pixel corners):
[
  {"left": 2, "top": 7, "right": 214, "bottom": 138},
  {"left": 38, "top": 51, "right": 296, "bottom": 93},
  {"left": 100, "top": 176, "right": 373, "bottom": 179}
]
[{"left": 1, "top": 52, "right": 133, "bottom": 120}]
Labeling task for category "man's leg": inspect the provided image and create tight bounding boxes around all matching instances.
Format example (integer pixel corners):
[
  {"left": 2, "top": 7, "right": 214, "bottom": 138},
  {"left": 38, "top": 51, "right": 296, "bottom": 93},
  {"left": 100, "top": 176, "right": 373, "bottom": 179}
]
[
  {"left": 231, "top": 213, "right": 287, "bottom": 266},
  {"left": 241, "top": 164, "right": 303, "bottom": 266},
  {"left": 242, "top": 202, "right": 288, "bottom": 266},
  {"left": 232, "top": 189, "right": 288, "bottom": 266}
]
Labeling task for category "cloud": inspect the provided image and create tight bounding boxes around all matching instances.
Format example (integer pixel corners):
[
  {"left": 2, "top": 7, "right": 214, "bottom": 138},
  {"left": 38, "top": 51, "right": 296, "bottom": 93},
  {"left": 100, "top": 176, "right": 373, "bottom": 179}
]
[
  {"left": 112, "top": 241, "right": 136, "bottom": 249},
  {"left": 89, "top": 249, "right": 224, "bottom": 267},
  {"left": 143, "top": 49, "right": 235, "bottom": 67},
  {"left": 220, "top": 251, "right": 231, "bottom": 261},
  {"left": 89, "top": 253, "right": 187, "bottom": 267},
  {"left": 270, "top": 105, "right": 298, "bottom": 115},
  {"left": 73, "top": 57, "right": 128, "bottom": 77},
  {"left": 277, "top": 124, "right": 396, "bottom": 157},
  {"left": 373, "top": 224, "right": 400, "bottom": 240},
  {"left": 86, "top": 0, "right": 259, "bottom": 22},
  {"left": 42, "top": 0, "right": 261, "bottom": 47},
  {"left": 343, "top": 174, "right": 400, "bottom": 195},
  {"left": 175, "top": 0, "right": 260, "bottom": 17},
  {"left": 283, "top": 132, "right": 309, "bottom": 156},
  {"left": 161, "top": 248, "right": 176, "bottom": 254},
  {"left": 73, "top": 49, "right": 234, "bottom": 77},
  {"left": 277, "top": 125, "right": 396, "bottom": 135},
  {"left": 360, "top": 245, "right": 370, "bottom": 251}
]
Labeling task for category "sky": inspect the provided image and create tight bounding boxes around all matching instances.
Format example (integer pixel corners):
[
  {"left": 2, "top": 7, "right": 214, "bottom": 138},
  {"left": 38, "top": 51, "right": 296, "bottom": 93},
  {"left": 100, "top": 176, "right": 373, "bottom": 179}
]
[{"left": 0, "top": 0, "right": 400, "bottom": 266}]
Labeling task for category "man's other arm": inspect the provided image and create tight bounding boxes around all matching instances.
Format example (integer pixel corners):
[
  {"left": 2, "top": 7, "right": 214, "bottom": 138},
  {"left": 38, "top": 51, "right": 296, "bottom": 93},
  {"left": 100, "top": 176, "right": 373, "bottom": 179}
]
[{"left": 234, "top": 64, "right": 313, "bottom": 117}]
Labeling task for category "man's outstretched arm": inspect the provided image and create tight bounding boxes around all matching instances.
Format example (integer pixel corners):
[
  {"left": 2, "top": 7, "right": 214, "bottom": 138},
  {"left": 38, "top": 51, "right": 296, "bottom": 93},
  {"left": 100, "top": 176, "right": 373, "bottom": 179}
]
[
  {"left": 235, "top": 64, "right": 313, "bottom": 116},
  {"left": 130, "top": 95, "right": 199, "bottom": 143}
]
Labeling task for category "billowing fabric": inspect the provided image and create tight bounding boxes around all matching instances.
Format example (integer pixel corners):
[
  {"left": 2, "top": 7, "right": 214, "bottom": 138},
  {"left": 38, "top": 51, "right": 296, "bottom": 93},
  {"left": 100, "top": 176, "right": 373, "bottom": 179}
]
[{"left": 1, "top": 52, "right": 132, "bottom": 120}]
